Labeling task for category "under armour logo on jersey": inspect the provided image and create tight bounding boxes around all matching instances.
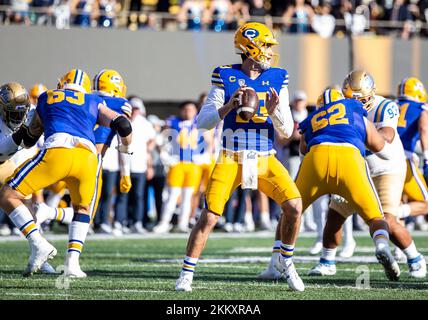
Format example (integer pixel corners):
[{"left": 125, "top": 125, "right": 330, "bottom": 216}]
[
  {"left": 262, "top": 81, "right": 270, "bottom": 86},
  {"left": 243, "top": 29, "right": 259, "bottom": 40}
]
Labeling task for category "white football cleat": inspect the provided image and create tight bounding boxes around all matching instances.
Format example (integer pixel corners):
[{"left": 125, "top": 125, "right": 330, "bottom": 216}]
[
  {"left": 175, "top": 275, "right": 193, "bottom": 292},
  {"left": 309, "top": 241, "right": 323, "bottom": 255},
  {"left": 23, "top": 240, "right": 57, "bottom": 277},
  {"left": 408, "top": 255, "right": 427, "bottom": 279},
  {"left": 375, "top": 246, "right": 400, "bottom": 281},
  {"left": 40, "top": 261, "right": 57, "bottom": 274},
  {"left": 258, "top": 267, "right": 282, "bottom": 280},
  {"left": 275, "top": 257, "right": 305, "bottom": 292},
  {"left": 339, "top": 239, "right": 356, "bottom": 258},
  {"left": 307, "top": 261, "right": 337, "bottom": 276}
]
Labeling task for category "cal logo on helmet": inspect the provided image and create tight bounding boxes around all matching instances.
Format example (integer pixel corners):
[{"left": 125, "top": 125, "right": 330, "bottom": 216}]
[
  {"left": 243, "top": 28, "right": 259, "bottom": 40},
  {"left": 94, "top": 69, "right": 127, "bottom": 98},
  {"left": 234, "top": 22, "right": 279, "bottom": 70}
]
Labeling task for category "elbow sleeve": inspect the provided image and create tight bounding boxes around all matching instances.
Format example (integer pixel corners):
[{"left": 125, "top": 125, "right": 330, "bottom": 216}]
[{"left": 110, "top": 116, "right": 132, "bottom": 137}]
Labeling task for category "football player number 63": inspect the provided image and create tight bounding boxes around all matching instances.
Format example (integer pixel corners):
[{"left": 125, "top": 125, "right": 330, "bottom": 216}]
[
  {"left": 47, "top": 90, "right": 85, "bottom": 106},
  {"left": 311, "top": 103, "right": 349, "bottom": 132}
]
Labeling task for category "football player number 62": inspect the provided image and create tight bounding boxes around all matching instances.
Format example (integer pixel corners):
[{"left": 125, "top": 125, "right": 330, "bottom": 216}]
[
  {"left": 311, "top": 103, "right": 349, "bottom": 132},
  {"left": 47, "top": 90, "right": 85, "bottom": 106}
]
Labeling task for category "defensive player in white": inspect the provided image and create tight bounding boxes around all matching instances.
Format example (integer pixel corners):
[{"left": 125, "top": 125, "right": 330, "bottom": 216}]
[
  {"left": 0, "top": 83, "right": 57, "bottom": 274},
  {"left": 308, "top": 71, "right": 426, "bottom": 279}
]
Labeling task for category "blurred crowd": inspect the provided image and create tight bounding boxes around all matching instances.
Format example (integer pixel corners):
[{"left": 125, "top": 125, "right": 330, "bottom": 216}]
[
  {"left": 1, "top": 89, "right": 427, "bottom": 238},
  {"left": 0, "top": 0, "right": 428, "bottom": 38}
]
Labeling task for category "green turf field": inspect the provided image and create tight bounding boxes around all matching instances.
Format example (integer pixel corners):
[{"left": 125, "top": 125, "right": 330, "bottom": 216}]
[{"left": 1, "top": 233, "right": 428, "bottom": 300}]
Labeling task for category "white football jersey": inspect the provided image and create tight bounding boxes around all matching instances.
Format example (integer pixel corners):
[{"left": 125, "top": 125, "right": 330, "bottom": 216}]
[{"left": 365, "top": 95, "right": 406, "bottom": 177}]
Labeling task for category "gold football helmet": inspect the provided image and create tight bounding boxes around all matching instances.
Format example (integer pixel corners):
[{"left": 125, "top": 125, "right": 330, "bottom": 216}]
[
  {"left": 342, "top": 70, "right": 376, "bottom": 111},
  {"left": 0, "top": 82, "right": 31, "bottom": 130},
  {"left": 59, "top": 69, "right": 91, "bottom": 93},
  {"left": 29, "top": 83, "right": 47, "bottom": 104},
  {"left": 316, "top": 88, "right": 345, "bottom": 109},
  {"left": 397, "top": 77, "right": 427, "bottom": 103},
  {"left": 234, "top": 22, "right": 279, "bottom": 70},
  {"left": 93, "top": 69, "right": 127, "bottom": 98}
]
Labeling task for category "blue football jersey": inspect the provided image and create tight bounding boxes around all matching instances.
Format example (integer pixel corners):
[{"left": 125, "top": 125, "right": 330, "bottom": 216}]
[
  {"left": 93, "top": 95, "right": 131, "bottom": 146},
  {"left": 397, "top": 99, "right": 427, "bottom": 153},
  {"left": 299, "top": 98, "right": 367, "bottom": 156},
  {"left": 167, "top": 116, "right": 200, "bottom": 162},
  {"left": 212, "top": 64, "right": 289, "bottom": 152},
  {"left": 37, "top": 89, "right": 102, "bottom": 144}
]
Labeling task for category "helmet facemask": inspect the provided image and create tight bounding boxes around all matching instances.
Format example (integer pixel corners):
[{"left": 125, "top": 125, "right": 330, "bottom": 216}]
[{"left": 2, "top": 104, "right": 29, "bottom": 131}]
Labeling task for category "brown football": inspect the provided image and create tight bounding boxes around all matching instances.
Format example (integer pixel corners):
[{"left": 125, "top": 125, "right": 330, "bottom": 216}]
[{"left": 237, "top": 88, "right": 259, "bottom": 121}]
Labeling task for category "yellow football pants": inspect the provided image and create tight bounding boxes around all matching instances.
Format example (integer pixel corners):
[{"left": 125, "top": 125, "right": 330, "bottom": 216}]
[
  {"left": 7, "top": 147, "right": 99, "bottom": 207},
  {"left": 167, "top": 161, "right": 202, "bottom": 192},
  {"left": 295, "top": 144, "right": 383, "bottom": 223},
  {"left": 403, "top": 159, "right": 428, "bottom": 201},
  {"left": 205, "top": 151, "right": 301, "bottom": 215}
]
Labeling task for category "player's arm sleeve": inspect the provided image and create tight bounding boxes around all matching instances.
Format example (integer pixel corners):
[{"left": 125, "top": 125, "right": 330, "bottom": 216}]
[
  {"left": 270, "top": 86, "right": 294, "bottom": 138},
  {"left": 197, "top": 85, "right": 224, "bottom": 130},
  {"left": 118, "top": 140, "right": 131, "bottom": 177}
]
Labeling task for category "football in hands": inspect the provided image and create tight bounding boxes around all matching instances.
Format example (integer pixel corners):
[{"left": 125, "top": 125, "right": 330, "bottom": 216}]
[{"left": 237, "top": 88, "right": 259, "bottom": 121}]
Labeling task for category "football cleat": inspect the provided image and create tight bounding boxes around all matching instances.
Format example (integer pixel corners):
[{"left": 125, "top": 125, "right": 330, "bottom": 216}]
[
  {"left": 257, "top": 267, "right": 282, "bottom": 280},
  {"left": 375, "top": 247, "right": 401, "bottom": 281},
  {"left": 307, "top": 261, "right": 337, "bottom": 276},
  {"left": 23, "top": 240, "right": 57, "bottom": 277},
  {"left": 40, "top": 261, "right": 57, "bottom": 274},
  {"left": 339, "top": 239, "right": 356, "bottom": 258},
  {"left": 175, "top": 275, "right": 193, "bottom": 292},
  {"left": 408, "top": 255, "right": 427, "bottom": 279},
  {"left": 275, "top": 256, "right": 305, "bottom": 292}
]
